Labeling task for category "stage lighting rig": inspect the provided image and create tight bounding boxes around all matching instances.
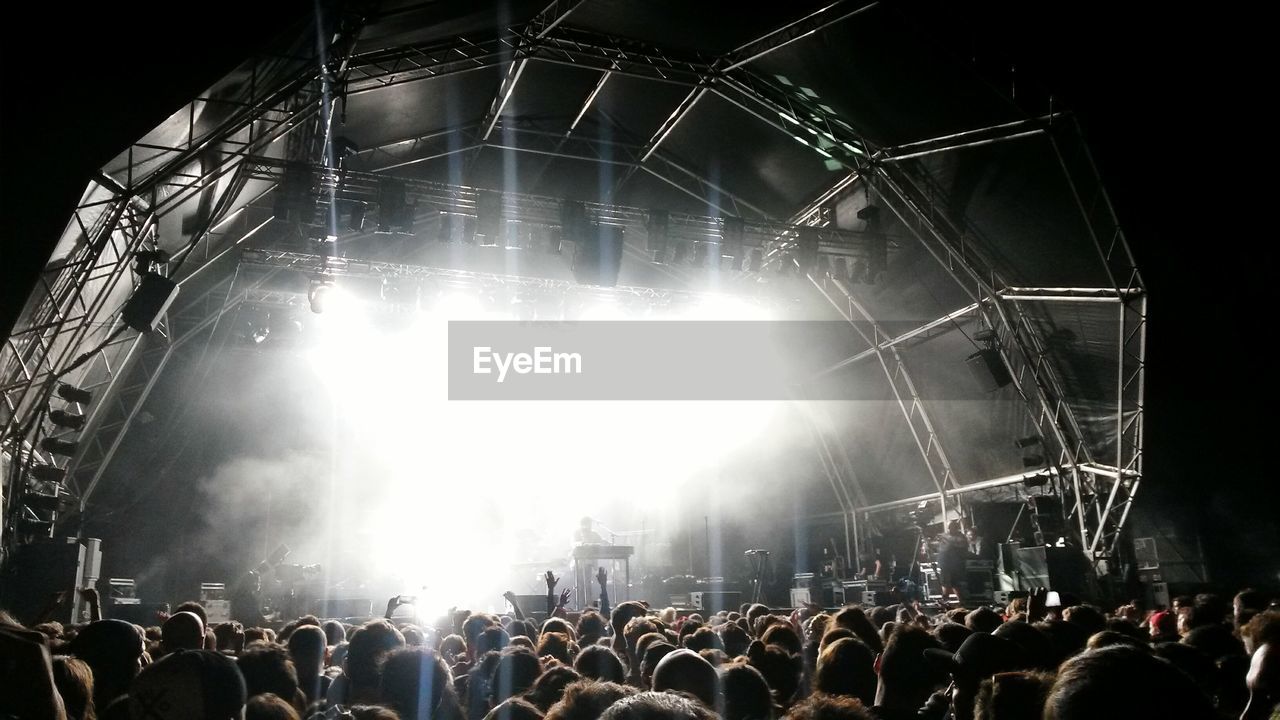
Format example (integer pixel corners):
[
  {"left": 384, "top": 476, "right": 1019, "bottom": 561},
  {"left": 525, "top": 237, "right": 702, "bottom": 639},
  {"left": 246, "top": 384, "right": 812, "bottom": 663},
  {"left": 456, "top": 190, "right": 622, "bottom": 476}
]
[
  {"left": 41, "top": 437, "right": 78, "bottom": 457},
  {"left": 30, "top": 464, "right": 67, "bottom": 483},
  {"left": 132, "top": 248, "right": 171, "bottom": 276},
  {"left": 48, "top": 408, "right": 86, "bottom": 431},
  {"left": 308, "top": 277, "right": 335, "bottom": 314},
  {"left": 57, "top": 383, "right": 93, "bottom": 405}
]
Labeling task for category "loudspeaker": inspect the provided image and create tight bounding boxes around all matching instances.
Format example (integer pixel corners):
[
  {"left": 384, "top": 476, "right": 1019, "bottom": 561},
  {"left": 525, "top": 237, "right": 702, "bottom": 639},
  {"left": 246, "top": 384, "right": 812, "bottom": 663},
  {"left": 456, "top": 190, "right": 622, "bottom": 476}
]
[
  {"left": 0, "top": 540, "right": 82, "bottom": 624},
  {"left": 966, "top": 348, "right": 1012, "bottom": 391},
  {"left": 1012, "top": 546, "right": 1088, "bottom": 595},
  {"left": 123, "top": 274, "right": 179, "bottom": 333},
  {"left": 571, "top": 223, "right": 625, "bottom": 287},
  {"left": 690, "top": 590, "right": 741, "bottom": 614}
]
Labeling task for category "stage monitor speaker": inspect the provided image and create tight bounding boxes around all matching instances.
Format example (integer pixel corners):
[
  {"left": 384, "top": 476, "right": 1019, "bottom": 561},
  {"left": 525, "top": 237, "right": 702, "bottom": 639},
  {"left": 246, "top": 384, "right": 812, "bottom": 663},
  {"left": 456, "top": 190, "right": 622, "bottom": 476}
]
[
  {"left": 123, "top": 274, "right": 179, "bottom": 333},
  {"left": 966, "top": 348, "right": 1012, "bottom": 391},
  {"left": 690, "top": 590, "right": 741, "bottom": 614}
]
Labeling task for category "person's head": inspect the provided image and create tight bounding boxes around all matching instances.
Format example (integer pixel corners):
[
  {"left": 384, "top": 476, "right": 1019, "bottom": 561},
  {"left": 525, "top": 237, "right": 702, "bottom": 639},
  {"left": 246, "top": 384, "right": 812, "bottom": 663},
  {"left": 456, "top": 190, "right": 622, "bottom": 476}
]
[
  {"left": 214, "top": 621, "right": 245, "bottom": 654},
  {"left": 745, "top": 605, "right": 771, "bottom": 635},
  {"left": 464, "top": 614, "right": 500, "bottom": 655},
  {"left": 948, "top": 520, "right": 962, "bottom": 535},
  {"left": 576, "top": 611, "right": 607, "bottom": 645},
  {"left": 747, "top": 641, "right": 804, "bottom": 709},
  {"left": 1236, "top": 589, "right": 1269, "bottom": 630},
  {"left": 761, "top": 624, "right": 802, "bottom": 656},
  {"left": 237, "top": 642, "right": 299, "bottom": 707},
  {"left": 286, "top": 625, "right": 326, "bottom": 678},
  {"left": 651, "top": 648, "right": 719, "bottom": 708},
  {"left": 831, "top": 607, "right": 882, "bottom": 654},
  {"left": 598, "top": 691, "right": 719, "bottom": 720},
  {"left": 781, "top": 693, "right": 873, "bottom": 720},
  {"left": 51, "top": 656, "right": 95, "bottom": 720},
  {"left": 67, "top": 618, "right": 145, "bottom": 704},
  {"left": 683, "top": 626, "right": 724, "bottom": 654},
  {"left": 1033, "top": 620, "right": 1087, "bottom": 667},
  {"left": 129, "top": 649, "right": 247, "bottom": 720},
  {"left": 718, "top": 622, "right": 750, "bottom": 658},
  {"left": 1148, "top": 610, "right": 1177, "bottom": 640},
  {"left": 379, "top": 646, "right": 462, "bottom": 720},
  {"left": 478, "top": 626, "right": 513, "bottom": 656},
  {"left": 544, "top": 679, "right": 636, "bottom": 720},
  {"left": 814, "top": 637, "right": 876, "bottom": 704},
  {"left": 162, "top": 611, "right": 207, "bottom": 653},
  {"left": 537, "top": 631, "right": 578, "bottom": 665},
  {"left": 1152, "top": 642, "right": 1217, "bottom": 703},
  {"left": 722, "top": 662, "right": 773, "bottom": 720},
  {"left": 1244, "top": 642, "right": 1280, "bottom": 720},
  {"left": 174, "top": 601, "right": 210, "bottom": 631},
  {"left": 1061, "top": 605, "right": 1106, "bottom": 638},
  {"left": 492, "top": 646, "right": 544, "bottom": 704},
  {"left": 1043, "top": 645, "right": 1214, "bottom": 720},
  {"left": 991, "top": 621, "right": 1054, "bottom": 671},
  {"left": 440, "top": 633, "right": 467, "bottom": 664},
  {"left": 345, "top": 619, "right": 406, "bottom": 693},
  {"left": 245, "top": 693, "right": 301, "bottom": 720},
  {"left": 610, "top": 602, "right": 649, "bottom": 641},
  {"left": 640, "top": 642, "right": 676, "bottom": 688},
  {"left": 574, "top": 644, "right": 627, "bottom": 683},
  {"left": 525, "top": 666, "right": 581, "bottom": 712},
  {"left": 936, "top": 620, "right": 972, "bottom": 653},
  {"left": 964, "top": 607, "right": 1002, "bottom": 635},
  {"left": 622, "top": 617, "right": 659, "bottom": 660},
  {"left": 972, "top": 671, "right": 1052, "bottom": 720},
  {"left": 1182, "top": 622, "right": 1245, "bottom": 661},
  {"left": 485, "top": 697, "right": 545, "bottom": 720},
  {"left": 924, "top": 632, "right": 1029, "bottom": 720},
  {"left": 876, "top": 624, "right": 945, "bottom": 709},
  {"left": 322, "top": 620, "right": 346, "bottom": 646},
  {"left": 1243, "top": 611, "right": 1280, "bottom": 656},
  {"left": 542, "top": 618, "right": 576, "bottom": 641},
  {"left": 1084, "top": 630, "right": 1148, "bottom": 652}
]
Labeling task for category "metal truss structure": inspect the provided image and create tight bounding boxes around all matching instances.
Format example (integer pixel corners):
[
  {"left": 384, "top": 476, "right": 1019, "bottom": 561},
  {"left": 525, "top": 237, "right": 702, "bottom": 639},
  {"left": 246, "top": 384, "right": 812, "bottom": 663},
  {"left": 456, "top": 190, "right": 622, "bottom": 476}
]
[{"left": 0, "top": 0, "right": 1145, "bottom": 588}]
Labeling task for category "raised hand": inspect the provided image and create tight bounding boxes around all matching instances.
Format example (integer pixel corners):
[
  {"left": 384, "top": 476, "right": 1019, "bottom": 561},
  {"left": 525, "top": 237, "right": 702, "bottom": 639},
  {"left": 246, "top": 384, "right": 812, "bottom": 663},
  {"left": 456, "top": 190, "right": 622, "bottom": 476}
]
[
  {"left": 545, "top": 571, "right": 559, "bottom": 591},
  {"left": 558, "top": 588, "right": 572, "bottom": 608},
  {"left": 597, "top": 567, "right": 607, "bottom": 588},
  {"left": 503, "top": 590, "right": 517, "bottom": 603}
]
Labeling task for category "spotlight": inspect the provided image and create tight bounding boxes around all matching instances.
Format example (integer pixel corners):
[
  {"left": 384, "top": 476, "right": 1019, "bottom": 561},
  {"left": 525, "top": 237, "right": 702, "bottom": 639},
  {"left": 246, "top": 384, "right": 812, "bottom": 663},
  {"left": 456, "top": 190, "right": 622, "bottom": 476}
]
[
  {"left": 1024, "top": 472, "right": 1051, "bottom": 488},
  {"left": 26, "top": 492, "right": 65, "bottom": 513},
  {"left": 17, "top": 517, "right": 53, "bottom": 536},
  {"left": 30, "top": 464, "right": 66, "bottom": 482},
  {"left": 308, "top": 278, "right": 335, "bottom": 314},
  {"left": 41, "top": 437, "right": 78, "bottom": 457},
  {"left": 49, "top": 409, "right": 86, "bottom": 431},
  {"left": 57, "top": 383, "right": 92, "bottom": 405},
  {"left": 1014, "top": 436, "right": 1042, "bottom": 449}
]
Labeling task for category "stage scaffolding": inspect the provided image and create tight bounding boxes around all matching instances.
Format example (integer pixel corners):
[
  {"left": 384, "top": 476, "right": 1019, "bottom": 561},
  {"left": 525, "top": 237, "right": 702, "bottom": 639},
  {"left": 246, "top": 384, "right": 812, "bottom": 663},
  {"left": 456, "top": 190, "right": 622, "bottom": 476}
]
[{"left": 1, "top": 0, "right": 1144, "bottom": 590}]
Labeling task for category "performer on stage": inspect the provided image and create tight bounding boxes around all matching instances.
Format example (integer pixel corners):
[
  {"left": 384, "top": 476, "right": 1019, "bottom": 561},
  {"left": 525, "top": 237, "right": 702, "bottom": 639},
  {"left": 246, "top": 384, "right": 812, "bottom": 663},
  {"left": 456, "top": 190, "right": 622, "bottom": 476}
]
[
  {"left": 572, "top": 516, "right": 606, "bottom": 609},
  {"left": 938, "top": 520, "right": 969, "bottom": 605}
]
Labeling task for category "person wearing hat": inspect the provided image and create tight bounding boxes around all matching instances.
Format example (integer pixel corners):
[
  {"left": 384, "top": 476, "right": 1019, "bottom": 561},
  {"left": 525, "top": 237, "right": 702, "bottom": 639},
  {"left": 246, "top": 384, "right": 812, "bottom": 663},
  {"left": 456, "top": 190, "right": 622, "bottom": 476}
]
[
  {"left": 922, "top": 632, "right": 1030, "bottom": 720},
  {"left": 66, "top": 619, "right": 146, "bottom": 716}
]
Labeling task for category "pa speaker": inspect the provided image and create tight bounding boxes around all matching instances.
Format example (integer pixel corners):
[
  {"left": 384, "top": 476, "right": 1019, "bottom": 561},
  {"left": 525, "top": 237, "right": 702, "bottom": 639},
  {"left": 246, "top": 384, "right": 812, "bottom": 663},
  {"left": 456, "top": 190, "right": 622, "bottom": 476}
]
[
  {"left": 966, "top": 348, "right": 1012, "bottom": 391},
  {"left": 572, "top": 223, "right": 625, "bottom": 287},
  {"left": 123, "top": 273, "right": 179, "bottom": 333}
]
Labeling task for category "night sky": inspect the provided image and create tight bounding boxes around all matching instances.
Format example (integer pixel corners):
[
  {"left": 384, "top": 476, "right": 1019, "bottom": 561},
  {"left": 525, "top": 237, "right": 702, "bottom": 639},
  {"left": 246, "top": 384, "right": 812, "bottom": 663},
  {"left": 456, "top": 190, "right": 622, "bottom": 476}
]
[{"left": 2, "top": 2, "right": 1274, "bottom": 587}]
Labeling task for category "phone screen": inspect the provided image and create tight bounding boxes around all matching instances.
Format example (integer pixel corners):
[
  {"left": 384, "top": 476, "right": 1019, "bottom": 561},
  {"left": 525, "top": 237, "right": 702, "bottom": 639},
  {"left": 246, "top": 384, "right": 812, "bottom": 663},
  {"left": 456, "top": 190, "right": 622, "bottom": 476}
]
[{"left": 1045, "top": 591, "right": 1061, "bottom": 607}]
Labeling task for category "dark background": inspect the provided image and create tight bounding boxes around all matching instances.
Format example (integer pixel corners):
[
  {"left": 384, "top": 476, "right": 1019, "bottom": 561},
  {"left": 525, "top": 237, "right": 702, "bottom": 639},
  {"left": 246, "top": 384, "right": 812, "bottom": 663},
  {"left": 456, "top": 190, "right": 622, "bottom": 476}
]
[{"left": 2, "top": 2, "right": 1274, "bottom": 590}]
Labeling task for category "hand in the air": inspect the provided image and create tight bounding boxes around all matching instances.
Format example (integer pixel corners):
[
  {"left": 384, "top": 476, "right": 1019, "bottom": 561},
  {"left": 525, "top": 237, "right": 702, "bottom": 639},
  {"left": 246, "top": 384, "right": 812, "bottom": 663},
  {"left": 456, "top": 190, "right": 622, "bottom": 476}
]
[
  {"left": 597, "top": 567, "right": 607, "bottom": 588},
  {"left": 545, "top": 571, "right": 558, "bottom": 591},
  {"left": 503, "top": 591, "right": 517, "bottom": 603},
  {"left": 557, "top": 588, "right": 572, "bottom": 608}
]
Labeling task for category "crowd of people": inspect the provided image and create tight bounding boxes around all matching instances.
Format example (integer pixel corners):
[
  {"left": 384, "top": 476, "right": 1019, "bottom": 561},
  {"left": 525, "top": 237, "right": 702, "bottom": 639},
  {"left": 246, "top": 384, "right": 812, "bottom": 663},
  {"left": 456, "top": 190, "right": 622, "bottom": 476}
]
[{"left": 2, "top": 570, "right": 1278, "bottom": 720}]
